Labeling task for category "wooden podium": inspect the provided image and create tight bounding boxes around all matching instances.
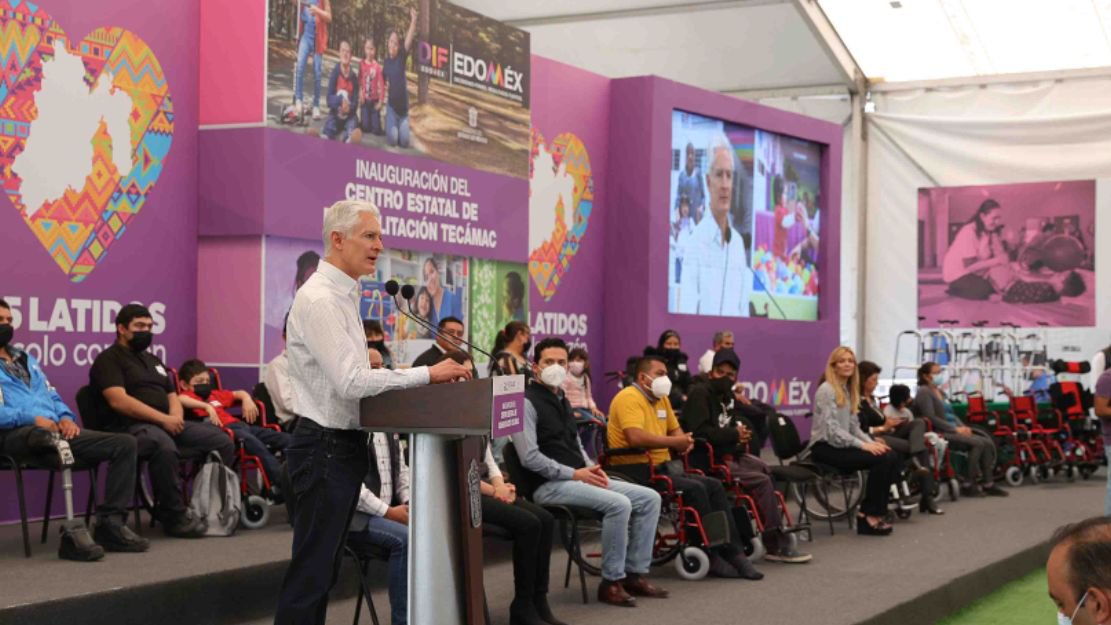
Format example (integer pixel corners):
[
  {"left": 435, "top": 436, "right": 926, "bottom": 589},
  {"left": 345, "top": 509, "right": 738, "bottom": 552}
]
[{"left": 359, "top": 377, "right": 518, "bottom": 625}]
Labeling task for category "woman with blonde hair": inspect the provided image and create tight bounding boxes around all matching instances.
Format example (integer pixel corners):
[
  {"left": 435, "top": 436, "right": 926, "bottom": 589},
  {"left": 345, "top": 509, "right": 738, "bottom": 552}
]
[{"left": 808, "top": 346, "right": 901, "bottom": 536}]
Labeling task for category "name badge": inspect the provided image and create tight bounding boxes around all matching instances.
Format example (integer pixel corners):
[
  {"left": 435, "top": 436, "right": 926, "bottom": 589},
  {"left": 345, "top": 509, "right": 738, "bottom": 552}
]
[
  {"left": 657, "top": 409, "right": 667, "bottom": 420},
  {"left": 155, "top": 365, "right": 167, "bottom": 377}
]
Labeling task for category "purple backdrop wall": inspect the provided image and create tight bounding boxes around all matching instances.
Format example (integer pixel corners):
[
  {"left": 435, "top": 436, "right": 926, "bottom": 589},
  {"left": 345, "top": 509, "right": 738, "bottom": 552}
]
[
  {"left": 603, "top": 77, "right": 843, "bottom": 420},
  {"left": 0, "top": 0, "right": 198, "bottom": 524},
  {"left": 527, "top": 57, "right": 611, "bottom": 388}
]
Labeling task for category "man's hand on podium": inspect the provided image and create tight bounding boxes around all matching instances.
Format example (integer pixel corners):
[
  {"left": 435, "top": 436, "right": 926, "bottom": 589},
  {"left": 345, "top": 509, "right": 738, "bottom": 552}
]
[
  {"left": 573, "top": 465, "right": 609, "bottom": 489},
  {"left": 428, "top": 358, "right": 473, "bottom": 383},
  {"left": 385, "top": 504, "right": 410, "bottom": 525}
]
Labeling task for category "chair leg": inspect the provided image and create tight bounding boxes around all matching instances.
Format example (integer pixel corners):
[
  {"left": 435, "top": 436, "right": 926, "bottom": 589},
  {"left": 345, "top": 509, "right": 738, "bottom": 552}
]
[
  {"left": 85, "top": 467, "right": 98, "bottom": 525},
  {"left": 14, "top": 466, "right": 31, "bottom": 557},
  {"left": 571, "top": 521, "right": 588, "bottom": 605},
  {"left": 41, "top": 469, "right": 56, "bottom": 544},
  {"left": 354, "top": 557, "right": 380, "bottom": 625}
]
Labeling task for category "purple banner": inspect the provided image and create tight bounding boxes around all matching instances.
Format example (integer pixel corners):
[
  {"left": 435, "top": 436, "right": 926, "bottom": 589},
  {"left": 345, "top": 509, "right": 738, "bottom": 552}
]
[
  {"left": 526, "top": 57, "right": 612, "bottom": 371},
  {"left": 0, "top": 0, "right": 199, "bottom": 523}
]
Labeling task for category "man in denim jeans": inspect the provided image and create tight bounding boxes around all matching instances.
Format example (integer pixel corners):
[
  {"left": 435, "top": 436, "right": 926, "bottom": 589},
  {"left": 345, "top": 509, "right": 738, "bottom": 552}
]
[
  {"left": 273, "top": 200, "right": 471, "bottom": 625},
  {"left": 511, "top": 337, "right": 668, "bottom": 608}
]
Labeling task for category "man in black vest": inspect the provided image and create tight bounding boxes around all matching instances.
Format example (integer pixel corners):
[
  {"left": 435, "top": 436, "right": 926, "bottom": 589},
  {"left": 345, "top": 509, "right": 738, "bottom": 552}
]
[
  {"left": 348, "top": 432, "right": 410, "bottom": 625},
  {"left": 410, "top": 316, "right": 478, "bottom": 377},
  {"left": 681, "top": 348, "right": 812, "bottom": 564},
  {"left": 510, "top": 337, "right": 668, "bottom": 608}
]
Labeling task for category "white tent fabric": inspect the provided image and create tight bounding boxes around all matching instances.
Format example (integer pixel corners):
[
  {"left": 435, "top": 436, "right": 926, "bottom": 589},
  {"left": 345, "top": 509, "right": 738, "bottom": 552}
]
[{"left": 864, "top": 78, "right": 1111, "bottom": 378}]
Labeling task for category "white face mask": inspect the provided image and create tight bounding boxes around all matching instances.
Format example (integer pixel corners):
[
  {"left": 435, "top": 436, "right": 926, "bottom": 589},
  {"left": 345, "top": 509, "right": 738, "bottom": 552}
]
[
  {"left": 1058, "top": 590, "right": 1089, "bottom": 625},
  {"left": 650, "top": 374, "right": 673, "bottom": 399},
  {"left": 568, "top": 361, "right": 585, "bottom": 376},
  {"left": 540, "top": 364, "right": 568, "bottom": 388}
]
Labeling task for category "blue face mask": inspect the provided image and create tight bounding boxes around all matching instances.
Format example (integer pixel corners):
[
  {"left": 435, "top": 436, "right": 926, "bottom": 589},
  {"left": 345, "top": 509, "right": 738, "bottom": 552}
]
[
  {"left": 932, "top": 372, "right": 947, "bottom": 387},
  {"left": 1057, "top": 589, "right": 1089, "bottom": 625}
]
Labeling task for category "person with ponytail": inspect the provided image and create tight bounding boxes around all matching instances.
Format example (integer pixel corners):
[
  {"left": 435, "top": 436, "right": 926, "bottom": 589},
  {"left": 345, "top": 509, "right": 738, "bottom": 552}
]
[
  {"left": 807, "top": 346, "right": 900, "bottom": 536},
  {"left": 489, "top": 321, "right": 533, "bottom": 382},
  {"left": 562, "top": 347, "right": 603, "bottom": 422}
]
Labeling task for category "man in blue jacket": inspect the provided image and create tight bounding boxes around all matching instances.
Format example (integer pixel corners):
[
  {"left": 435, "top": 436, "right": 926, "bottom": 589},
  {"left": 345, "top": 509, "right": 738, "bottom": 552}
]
[{"left": 0, "top": 298, "right": 148, "bottom": 560}]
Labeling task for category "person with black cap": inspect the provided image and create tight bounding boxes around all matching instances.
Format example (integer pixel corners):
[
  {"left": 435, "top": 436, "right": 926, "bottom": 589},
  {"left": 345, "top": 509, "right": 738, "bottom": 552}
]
[{"left": 681, "top": 347, "right": 812, "bottom": 564}]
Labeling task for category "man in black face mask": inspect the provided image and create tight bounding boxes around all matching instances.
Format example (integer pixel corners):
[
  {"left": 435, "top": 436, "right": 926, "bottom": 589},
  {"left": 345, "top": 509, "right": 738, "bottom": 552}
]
[
  {"left": 90, "top": 304, "right": 234, "bottom": 538},
  {"left": 680, "top": 348, "right": 812, "bottom": 564},
  {"left": 0, "top": 298, "right": 147, "bottom": 559}
]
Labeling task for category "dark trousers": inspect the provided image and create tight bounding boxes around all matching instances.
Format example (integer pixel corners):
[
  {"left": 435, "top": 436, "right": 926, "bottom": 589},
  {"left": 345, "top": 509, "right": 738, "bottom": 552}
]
[
  {"left": 275, "top": 418, "right": 369, "bottom": 625},
  {"left": 0, "top": 426, "right": 137, "bottom": 520},
  {"left": 725, "top": 454, "right": 783, "bottom": 551},
  {"left": 943, "top": 429, "right": 998, "bottom": 485},
  {"left": 881, "top": 418, "right": 935, "bottom": 494},
  {"left": 227, "top": 421, "right": 290, "bottom": 485},
  {"left": 481, "top": 496, "right": 555, "bottom": 607},
  {"left": 610, "top": 462, "right": 744, "bottom": 556},
  {"left": 808, "top": 442, "right": 901, "bottom": 517},
  {"left": 128, "top": 420, "right": 235, "bottom": 518},
  {"left": 359, "top": 101, "right": 383, "bottom": 135}
]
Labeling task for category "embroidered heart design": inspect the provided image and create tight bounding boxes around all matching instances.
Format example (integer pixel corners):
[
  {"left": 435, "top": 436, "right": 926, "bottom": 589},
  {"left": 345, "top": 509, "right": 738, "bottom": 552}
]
[
  {"left": 0, "top": 2, "right": 174, "bottom": 282},
  {"left": 528, "top": 129, "right": 592, "bottom": 301}
]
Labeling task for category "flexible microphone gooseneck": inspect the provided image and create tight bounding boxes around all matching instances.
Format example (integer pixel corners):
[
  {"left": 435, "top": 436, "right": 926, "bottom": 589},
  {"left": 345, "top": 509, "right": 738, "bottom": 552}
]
[{"left": 383, "top": 280, "right": 499, "bottom": 366}]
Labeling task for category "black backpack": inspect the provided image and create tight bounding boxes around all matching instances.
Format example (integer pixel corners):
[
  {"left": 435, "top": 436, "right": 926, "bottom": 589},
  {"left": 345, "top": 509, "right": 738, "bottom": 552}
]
[{"left": 768, "top": 412, "right": 806, "bottom": 461}]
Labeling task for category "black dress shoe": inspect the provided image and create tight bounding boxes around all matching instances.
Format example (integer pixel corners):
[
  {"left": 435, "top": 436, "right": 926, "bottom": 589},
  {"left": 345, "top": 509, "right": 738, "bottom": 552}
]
[
  {"left": 534, "top": 596, "right": 569, "bottom": 625},
  {"left": 982, "top": 484, "right": 1009, "bottom": 497},
  {"left": 919, "top": 497, "right": 945, "bottom": 515},
  {"left": 857, "top": 518, "right": 894, "bottom": 536}
]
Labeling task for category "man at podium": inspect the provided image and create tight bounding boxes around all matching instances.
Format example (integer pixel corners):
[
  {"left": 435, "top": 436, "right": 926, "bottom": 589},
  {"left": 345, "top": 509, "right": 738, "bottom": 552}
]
[{"left": 274, "top": 200, "right": 471, "bottom": 625}]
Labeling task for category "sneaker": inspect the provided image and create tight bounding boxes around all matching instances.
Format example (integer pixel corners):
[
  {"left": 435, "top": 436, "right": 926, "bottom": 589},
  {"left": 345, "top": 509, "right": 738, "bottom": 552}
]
[
  {"left": 94, "top": 519, "right": 150, "bottom": 552},
  {"left": 163, "top": 512, "right": 207, "bottom": 538},
  {"left": 311, "top": 106, "right": 321, "bottom": 120},
  {"left": 58, "top": 520, "right": 105, "bottom": 562},
  {"left": 708, "top": 552, "right": 741, "bottom": 578},
  {"left": 982, "top": 484, "right": 1009, "bottom": 497},
  {"left": 764, "top": 547, "right": 812, "bottom": 564}
]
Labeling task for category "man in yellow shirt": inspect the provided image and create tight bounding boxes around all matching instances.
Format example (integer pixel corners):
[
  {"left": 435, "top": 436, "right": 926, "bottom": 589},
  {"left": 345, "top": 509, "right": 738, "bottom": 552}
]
[{"left": 607, "top": 355, "right": 763, "bottom": 580}]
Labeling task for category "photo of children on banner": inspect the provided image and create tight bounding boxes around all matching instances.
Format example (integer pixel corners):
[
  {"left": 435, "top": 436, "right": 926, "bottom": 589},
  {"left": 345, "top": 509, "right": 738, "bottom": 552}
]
[
  {"left": 266, "top": 0, "right": 531, "bottom": 179},
  {"left": 918, "top": 180, "right": 1094, "bottom": 328}
]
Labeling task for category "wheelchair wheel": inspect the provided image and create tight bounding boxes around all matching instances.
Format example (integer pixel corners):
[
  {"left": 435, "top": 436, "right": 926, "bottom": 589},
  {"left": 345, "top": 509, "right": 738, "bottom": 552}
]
[
  {"left": 745, "top": 535, "right": 766, "bottom": 561},
  {"left": 803, "top": 471, "right": 864, "bottom": 521},
  {"left": 650, "top": 501, "right": 684, "bottom": 567},
  {"left": 674, "top": 547, "right": 710, "bottom": 581},
  {"left": 1004, "top": 466, "right": 1024, "bottom": 487},
  {"left": 240, "top": 495, "right": 271, "bottom": 529}
]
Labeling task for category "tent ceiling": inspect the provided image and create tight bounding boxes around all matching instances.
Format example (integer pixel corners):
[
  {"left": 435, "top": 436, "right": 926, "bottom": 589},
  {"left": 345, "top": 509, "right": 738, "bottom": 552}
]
[
  {"left": 818, "top": 0, "right": 1111, "bottom": 84},
  {"left": 453, "top": 0, "right": 848, "bottom": 94}
]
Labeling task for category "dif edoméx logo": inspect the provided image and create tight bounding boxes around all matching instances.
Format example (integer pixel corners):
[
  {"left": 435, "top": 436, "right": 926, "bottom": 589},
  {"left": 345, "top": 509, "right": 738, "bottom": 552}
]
[
  {"left": 417, "top": 42, "right": 525, "bottom": 96},
  {"left": 0, "top": 0, "right": 174, "bottom": 282}
]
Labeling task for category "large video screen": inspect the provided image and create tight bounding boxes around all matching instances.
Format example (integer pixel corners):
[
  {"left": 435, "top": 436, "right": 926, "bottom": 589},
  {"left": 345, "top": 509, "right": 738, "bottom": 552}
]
[{"left": 668, "top": 110, "right": 823, "bottom": 321}]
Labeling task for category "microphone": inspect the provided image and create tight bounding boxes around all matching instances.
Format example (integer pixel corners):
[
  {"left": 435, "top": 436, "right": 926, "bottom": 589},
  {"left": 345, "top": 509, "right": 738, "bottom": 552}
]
[
  {"left": 751, "top": 269, "right": 788, "bottom": 320},
  {"left": 382, "top": 280, "right": 498, "bottom": 365}
]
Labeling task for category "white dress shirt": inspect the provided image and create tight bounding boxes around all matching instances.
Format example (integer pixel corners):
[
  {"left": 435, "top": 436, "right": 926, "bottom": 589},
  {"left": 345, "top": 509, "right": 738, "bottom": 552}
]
[
  {"left": 287, "top": 260, "right": 430, "bottom": 429},
  {"left": 263, "top": 350, "right": 295, "bottom": 423},
  {"left": 356, "top": 432, "right": 411, "bottom": 517},
  {"left": 678, "top": 216, "right": 751, "bottom": 317}
]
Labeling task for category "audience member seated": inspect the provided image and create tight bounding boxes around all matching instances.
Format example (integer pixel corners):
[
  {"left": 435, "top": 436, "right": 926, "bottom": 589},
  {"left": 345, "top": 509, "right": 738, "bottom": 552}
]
[
  {"left": 912, "top": 362, "right": 1008, "bottom": 498},
  {"left": 479, "top": 442, "right": 567, "bottom": 625},
  {"left": 364, "top": 319, "right": 394, "bottom": 369},
  {"left": 647, "top": 330, "right": 691, "bottom": 412},
  {"left": 349, "top": 431, "right": 410, "bottom": 625},
  {"left": 681, "top": 348, "right": 812, "bottom": 563},
  {"left": 264, "top": 313, "right": 297, "bottom": 427},
  {"left": 697, "top": 330, "right": 734, "bottom": 375},
  {"left": 510, "top": 337, "right": 668, "bottom": 608},
  {"left": 562, "top": 347, "right": 604, "bottom": 423},
  {"left": 807, "top": 346, "right": 900, "bottom": 536},
  {"left": 490, "top": 321, "right": 533, "bottom": 381},
  {"left": 90, "top": 304, "right": 234, "bottom": 538},
  {"left": 411, "top": 316, "right": 478, "bottom": 377},
  {"left": 607, "top": 354, "right": 763, "bottom": 580},
  {"left": 1047, "top": 516, "right": 1111, "bottom": 625},
  {"left": 857, "top": 362, "right": 942, "bottom": 515},
  {"left": 0, "top": 298, "right": 148, "bottom": 559},
  {"left": 177, "top": 359, "right": 290, "bottom": 496},
  {"left": 322, "top": 40, "right": 361, "bottom": 143}
]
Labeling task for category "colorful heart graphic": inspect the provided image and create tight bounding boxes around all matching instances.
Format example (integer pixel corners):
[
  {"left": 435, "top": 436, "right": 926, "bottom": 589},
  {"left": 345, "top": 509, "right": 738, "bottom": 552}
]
[
  {"left": 528, "top": 129, "right": 592, "bottom": 301},
  {"left": 0, "top": 1, "right": 174, "bottom": 282}
]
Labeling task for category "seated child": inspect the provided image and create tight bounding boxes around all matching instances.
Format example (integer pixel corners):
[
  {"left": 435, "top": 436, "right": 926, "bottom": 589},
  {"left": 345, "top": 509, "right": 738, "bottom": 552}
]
[
  {"left": 177, "top": 359, "right": 290, "bottom": 498},
  {"left": 323, "top": 40, "right": 361, "bottom": 143},
  {"left": 883, "top": 384, "right": 914, "bottom": 423}
]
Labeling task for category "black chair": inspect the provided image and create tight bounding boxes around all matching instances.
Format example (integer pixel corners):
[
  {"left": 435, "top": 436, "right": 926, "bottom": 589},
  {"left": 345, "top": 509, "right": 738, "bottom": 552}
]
[
  {"left": 345, "top": 532, "right": 390, "bottom": 625},
  {"left": 502, "top": 442, "right": 599, "bottom": 605}
]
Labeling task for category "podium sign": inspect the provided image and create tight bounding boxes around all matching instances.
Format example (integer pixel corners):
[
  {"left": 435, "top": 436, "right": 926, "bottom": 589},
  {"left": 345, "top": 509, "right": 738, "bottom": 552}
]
[{"left": 491, "top": 375, "right": 525, "bottom": 438}]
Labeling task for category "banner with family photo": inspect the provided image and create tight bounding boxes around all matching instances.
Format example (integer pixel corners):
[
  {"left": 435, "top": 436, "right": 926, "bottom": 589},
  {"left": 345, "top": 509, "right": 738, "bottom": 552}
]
[
  {"left": 265, "top": 0, "right": 530, "bottom": 179},
  {"left": 917, "top": 180, "right": 1096, "bottom": 328}
]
